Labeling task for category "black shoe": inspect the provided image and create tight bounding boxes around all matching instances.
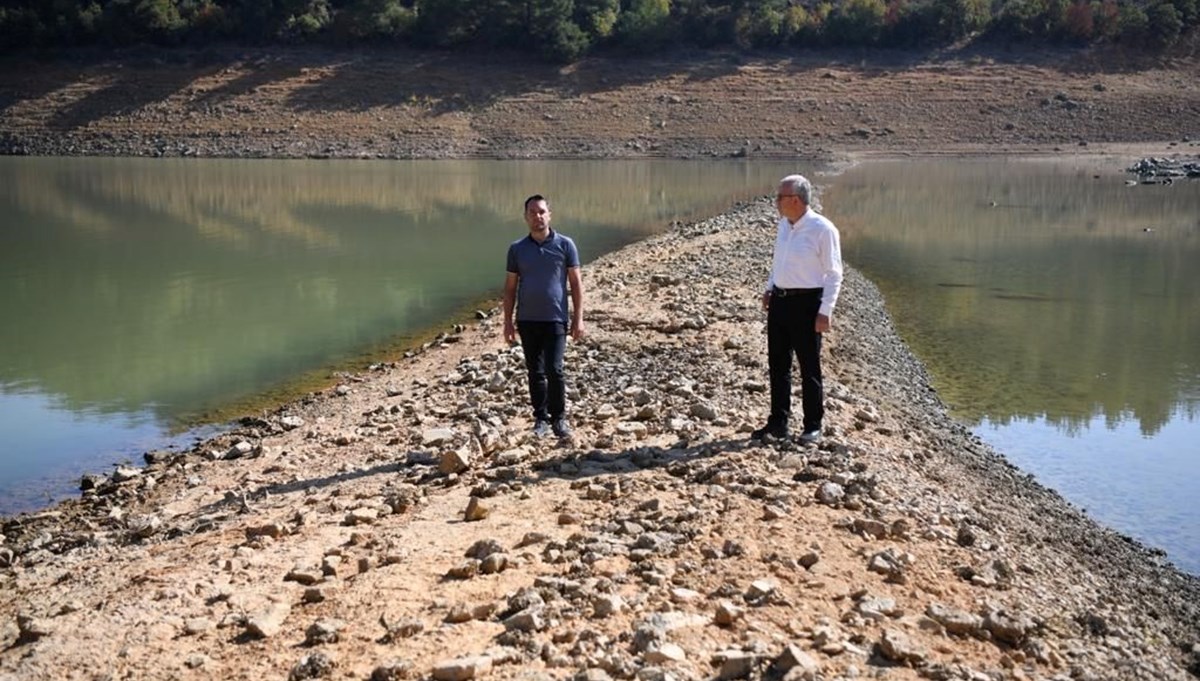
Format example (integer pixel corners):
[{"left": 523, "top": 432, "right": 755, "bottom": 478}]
[
  {"left": 552, "top": 418, "right": 571, "bottom": 439},
  {"left": 533, "top": 419, "right": 551, "bottom": 437},
  {"left": 798, "top": 429, "right": 822, "bottom": 444},
  {"left": 751, "top": 423, "right": 788, "bottom": 441}
]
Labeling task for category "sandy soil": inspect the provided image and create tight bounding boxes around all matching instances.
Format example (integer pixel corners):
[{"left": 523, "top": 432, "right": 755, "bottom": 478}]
[{"left": 1, "top": 46, "right": 1198, "bottom": 162}]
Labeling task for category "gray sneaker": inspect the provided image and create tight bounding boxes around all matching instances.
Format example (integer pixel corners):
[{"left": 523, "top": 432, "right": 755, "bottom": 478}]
[
  {"left": 533, "top": 419, "right": 551, "bottom": 437},
  {"left": 552, "top": 418, "right": 571, "bottom": 439},
  {"left": 798, "top": 429, "right": 822, "bottom": 444}
]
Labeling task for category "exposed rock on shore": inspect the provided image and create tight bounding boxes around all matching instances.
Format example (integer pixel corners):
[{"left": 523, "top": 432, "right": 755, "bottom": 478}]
[
  {"left": 1, "top": 199, "right": 1197, "bottom": 680},
  {"left": 2, "top": 49, "right": 1199, "bottom": 161}
]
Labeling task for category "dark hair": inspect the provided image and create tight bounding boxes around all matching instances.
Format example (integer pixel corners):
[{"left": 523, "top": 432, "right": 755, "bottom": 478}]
[{"left": 524, "top": 194, "right": 547, "bottom": 212}]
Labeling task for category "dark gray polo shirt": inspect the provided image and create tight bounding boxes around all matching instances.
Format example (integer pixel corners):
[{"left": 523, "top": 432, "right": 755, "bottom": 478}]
[{"left": 506, "top": 230, "right": 580, "bottom": 325}]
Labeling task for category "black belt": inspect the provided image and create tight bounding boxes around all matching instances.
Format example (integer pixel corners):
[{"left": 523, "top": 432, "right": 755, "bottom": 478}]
[{"left": 772, "top": 286, "right": 822, "bottom": 297}]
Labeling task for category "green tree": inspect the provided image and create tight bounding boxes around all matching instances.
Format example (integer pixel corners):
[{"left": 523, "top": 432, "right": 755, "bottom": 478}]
[
  {"left": 613, "top": 0, "right": 672, "bottom": 50},
  {"left": 331, "top": 0, "right": 416, "bottom": 41},
  {"left": 1146, "top": 1, "right": 1182, "bottom": 44},
  {"left": 575, "top": 0, "right": 619, "bottom": 39},
  {"left": 413, "top": 0, "right": 480, "bottom": 46},
  {"left": 102, "top": 0, "right": 187, "bottom": 44},
  {"left": 1116, "top": 1, "right": 1149, "bottom": 43},
  {"left": 825, "top": 0, "right": 887, "bottom": 45},
  {"left": 733, "top": 0, "right": 792, "bottom": 48}
]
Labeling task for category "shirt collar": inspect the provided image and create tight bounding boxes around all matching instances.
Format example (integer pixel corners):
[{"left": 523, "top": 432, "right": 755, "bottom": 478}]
[
  {"left": 784, "top": 208, "right": 812, "bottom": 229},
  {"left": 527, "top": 228, "right": 556, "bottom": 245}
]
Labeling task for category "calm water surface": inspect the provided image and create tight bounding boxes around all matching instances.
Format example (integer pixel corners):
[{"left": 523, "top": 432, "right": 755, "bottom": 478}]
[
  {"left": 827, "top": 157, "right": 1200, "bottom": 574},
  {"left": 0, "top": 157, "right": 798, "bottom": 512}
]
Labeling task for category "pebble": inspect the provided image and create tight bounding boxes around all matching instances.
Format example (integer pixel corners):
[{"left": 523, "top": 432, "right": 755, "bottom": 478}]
[{"left": 432, "top": 655, "right": 493, "bottom": 681}]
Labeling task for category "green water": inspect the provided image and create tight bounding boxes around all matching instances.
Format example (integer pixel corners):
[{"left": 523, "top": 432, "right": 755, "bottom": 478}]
[
  {"left": 827, "top": 156, "right": 1200, "bottom": 574},
  {"left": 0, "top": 156, "right": 799, "bottom": 512}
]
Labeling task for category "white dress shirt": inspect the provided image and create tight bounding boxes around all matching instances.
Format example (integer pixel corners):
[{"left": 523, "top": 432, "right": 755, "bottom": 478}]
[{"left": 765, "top": 208, "right": 844, "bottom": 318}]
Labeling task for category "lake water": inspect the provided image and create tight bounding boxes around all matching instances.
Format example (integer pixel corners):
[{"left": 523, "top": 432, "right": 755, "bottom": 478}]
[
  {"left": 0, "top": 156, "right": 798, "bottom": 513},
  {"left": 827, "top": 157, "right": 1200, "bottom": 575},
  {"left": 4, "top": 156, "right": 1197, "bottom": 576}
]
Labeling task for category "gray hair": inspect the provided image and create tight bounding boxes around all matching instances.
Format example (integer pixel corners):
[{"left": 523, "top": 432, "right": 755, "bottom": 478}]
[{"left": 779, "top": 174, "right": 819, "bottom": 210}]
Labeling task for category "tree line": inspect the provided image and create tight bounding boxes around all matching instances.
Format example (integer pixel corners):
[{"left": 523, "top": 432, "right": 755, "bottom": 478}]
[{"left": 2, "top": 0, "right": 1195, "bottom": 61}]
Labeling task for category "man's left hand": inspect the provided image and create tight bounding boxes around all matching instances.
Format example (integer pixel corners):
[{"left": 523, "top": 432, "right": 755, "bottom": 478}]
[
  {"left": 571, "top": 321, "right": 586, "bottom": 341},
  {"left": 816, "top": 314, "right": 831, "bottom": 333}
]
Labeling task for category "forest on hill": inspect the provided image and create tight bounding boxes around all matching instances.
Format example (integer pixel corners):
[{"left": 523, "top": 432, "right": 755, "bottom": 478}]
[{"left": 1, "top": 0, "right": 1197, "bottom": 61}]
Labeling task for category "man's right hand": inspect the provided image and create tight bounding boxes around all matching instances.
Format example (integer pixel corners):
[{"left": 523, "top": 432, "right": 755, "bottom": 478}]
[
  {"left": 761, "top": 291, "right": 771, "bottom": 311},
  {"left": 503, "top": 321, "right": 517, "bottom": 345}
]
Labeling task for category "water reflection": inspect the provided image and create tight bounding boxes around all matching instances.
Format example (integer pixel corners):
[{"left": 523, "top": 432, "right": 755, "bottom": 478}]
[
  {"left": 0, "top": 157, "right": 797, "bottom": 512},
  {"left": 827, "top": 157, "right": 1200, "bottom": 573},
  {"left": 831, "top": 158, "right": 1200, "bottom": 435}
]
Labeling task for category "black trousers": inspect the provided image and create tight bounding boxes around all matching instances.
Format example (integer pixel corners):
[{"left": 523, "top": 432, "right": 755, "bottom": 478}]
[
  {"left": 518, "top": 321, "right": 567, "bottom": 421},
  {"left": 767, "top": 288, "right": 824, "bottom": 433}
]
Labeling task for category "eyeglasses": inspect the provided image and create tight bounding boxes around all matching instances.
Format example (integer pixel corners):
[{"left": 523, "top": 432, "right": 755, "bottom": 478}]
[{"left": 775, "top": 193, "right": 798, "bottom": 200}]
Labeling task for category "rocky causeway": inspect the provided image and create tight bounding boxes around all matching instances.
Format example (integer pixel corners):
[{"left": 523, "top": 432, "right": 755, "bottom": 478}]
[{"left": 1, "top": 196, "right": 1198, "bottom": 680}]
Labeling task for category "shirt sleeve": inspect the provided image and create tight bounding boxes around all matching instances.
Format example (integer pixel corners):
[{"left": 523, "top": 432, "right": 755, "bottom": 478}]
[
  {"left": 818, "top": 225, "right": 844, "bottom": 318},
  {"left": 765, "top": 221, "right": 781, "bottom": 292},
  {"left": 506, "top": 244, "right": 518, "bottom": 274},
  {"left": 565, "top": 238, "right": 581, "bottom": 269}
]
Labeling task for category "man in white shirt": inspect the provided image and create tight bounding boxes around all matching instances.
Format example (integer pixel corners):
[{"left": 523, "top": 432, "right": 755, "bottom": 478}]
[{"left": 753, "top": 174, "right": 844, "bottom": 444}]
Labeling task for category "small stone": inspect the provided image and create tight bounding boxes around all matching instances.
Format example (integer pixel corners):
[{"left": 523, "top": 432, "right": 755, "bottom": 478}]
[
  {"left": 246, "top": 601, "right": 292, "bottom": 639},
  {"left": 774, "top": 644, "right": 819, "bottom": 676},
  {"left": 690, "top": 401, "right": 718, "bottom": 420},
  {"left": 281, "top": 415, "right": 305, "bottom": 430},
  {"left": 185, "top": 654, "right": 208, "bottom": 669},
  {"left": 289, "top": 652, "right": 335, "bottom": 680},
  {"left": 504, "top": 608, "right": 545, "bottom": 632},
  {"left": 798, "top": 552, "right": 820, "bottom": 569},
  {"left": 372, "top": 659, "right": 415, "bottom": 681},
  {"left": 644, "top": 642, "right": 687, "bottom": 664},
  {"left": 746, "top": 580, "right": 776, "bottom": 601},
  {"left": 592, "top": 594, "right": 625, "bottom": 618},
  {"left": 926, "top": 603, "right": 982, "bottom": 636},
  {"left": 445, "top": 604, "right": 474, "bottom": 623},
  {"left": 127, "top": 514, "right": 163, "bottom": 539},
  {"left": 422, "top": 428, "right": 456, "bottom": 447},
  {"left": 714, "top": 601, "right": 744, "bottom": 626},
  {"left": 815, "top": 482, "right": 844, "bottom": 506},
  {"left": 184, "top": 618, "right": 214, "bottom": 635},
  {"left": 670, "top": 587, "right": 702, "bottom": 603},
  {"left": 79, "top": 473, "right": 108, "bottom": 490},
  {"left": 715, "top": 650, "right": 756, "bottom": 680},
  {"left": 446, "top": 559, "right": 481, "bottom": 580},
  {"left": 246, "top": 523, "right": 287, "bottom": 540},
  {"left": 440, "top": 448, "right": 472, "bottom": 475},
  {"left": 111, "top": 465, "right": 142, "bottom": 483},
  {"left": 878, "top": 629, "right": 927, "bottom": 664},
  {"left": 305, "top": 618, "right": 344, "bottom": 645},
  {"left": 480, "top": 553, "right": 509, "bottom": 574},
  {"left": 345, "top": 508, "right": 379, "bottom": 526},
  {"left": 380, "top": 614, "right": 424, "bottom": 641},
  {"left": 285, "top": 567, "right": 325, "bottom": 586},
  {"left": 432, "top": 655, "right": 493, "bottom": 681},
  {"left": 16, "top": 613, "right": 54, "bottom": 642},
  {"left": 225, "top": 441, "right": 255, "bottom": 459},
  {"left": 463, "top": 497, "right": 489, "bottom": 522}
]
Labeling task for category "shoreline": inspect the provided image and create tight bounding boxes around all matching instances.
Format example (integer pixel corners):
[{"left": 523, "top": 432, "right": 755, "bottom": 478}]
[{"left": 2, "top": 197, "right": 1197, "bottom": 680}]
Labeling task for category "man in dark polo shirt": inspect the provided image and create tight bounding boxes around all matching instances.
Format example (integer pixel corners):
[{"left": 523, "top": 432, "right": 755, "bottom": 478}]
[
  {"left": 503, "top": 194, "right": 585, "bottom": 438},
  {"left": 753, "top": 174, "right": 843, "bottom": 444}
]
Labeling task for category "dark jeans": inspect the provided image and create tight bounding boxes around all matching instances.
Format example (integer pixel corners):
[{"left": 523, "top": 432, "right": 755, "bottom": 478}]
[
  {"left": 767, "top": 288, "right": 824, "bottom": 433},
  {"left": 518, "top": 321, "right": 567, "bottom": 421}
]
